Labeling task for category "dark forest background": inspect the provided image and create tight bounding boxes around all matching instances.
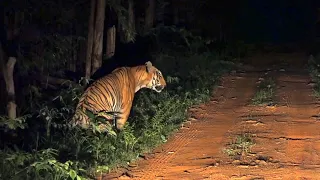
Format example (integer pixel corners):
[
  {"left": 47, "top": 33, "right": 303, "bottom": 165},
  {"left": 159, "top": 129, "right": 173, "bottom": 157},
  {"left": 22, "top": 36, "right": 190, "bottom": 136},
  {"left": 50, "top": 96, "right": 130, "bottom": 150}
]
[{"left": 0, "top": 0, "right": 320, "bottom": 179}]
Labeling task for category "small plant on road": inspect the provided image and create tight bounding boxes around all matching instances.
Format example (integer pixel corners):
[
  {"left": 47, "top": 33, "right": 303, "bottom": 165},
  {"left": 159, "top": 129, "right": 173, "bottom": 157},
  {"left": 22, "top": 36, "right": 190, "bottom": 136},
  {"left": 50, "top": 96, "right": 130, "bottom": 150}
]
[
  {"left": 223, "top": 133, "right": 255, "bottom": 158},
  {"left": 252, "top": 78, "right": 276, "bottom": 105}
]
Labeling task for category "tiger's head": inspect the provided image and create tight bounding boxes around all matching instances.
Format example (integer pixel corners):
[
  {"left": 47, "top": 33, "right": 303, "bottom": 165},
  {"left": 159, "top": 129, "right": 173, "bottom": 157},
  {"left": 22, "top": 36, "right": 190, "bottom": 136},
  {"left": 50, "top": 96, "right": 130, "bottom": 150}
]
[{"left": 136, "top": 61, "right": 166, "bottom": 93}]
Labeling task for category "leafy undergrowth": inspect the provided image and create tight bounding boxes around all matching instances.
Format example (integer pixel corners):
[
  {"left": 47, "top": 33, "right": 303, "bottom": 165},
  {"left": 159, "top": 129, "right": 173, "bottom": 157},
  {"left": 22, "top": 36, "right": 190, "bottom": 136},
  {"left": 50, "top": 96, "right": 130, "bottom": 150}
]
[
  {"left": 252, "top": 77, "right": 276, "bottom": 105},
  {"left": 0, "top": 28, "right": 236, "bottom": 180}
]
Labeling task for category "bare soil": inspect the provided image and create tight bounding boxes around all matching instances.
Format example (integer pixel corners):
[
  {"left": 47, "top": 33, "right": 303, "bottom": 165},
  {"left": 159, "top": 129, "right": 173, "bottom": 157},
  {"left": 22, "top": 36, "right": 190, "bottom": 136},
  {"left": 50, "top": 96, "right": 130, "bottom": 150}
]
[{"left": 104, "top": 52, "right": 320, "bottom": 180}]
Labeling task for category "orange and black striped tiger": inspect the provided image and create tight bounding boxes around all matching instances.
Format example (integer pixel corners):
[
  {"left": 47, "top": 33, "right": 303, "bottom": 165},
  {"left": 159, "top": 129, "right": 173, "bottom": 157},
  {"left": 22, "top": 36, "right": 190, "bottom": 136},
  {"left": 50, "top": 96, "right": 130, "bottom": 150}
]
[{"left": 71, "top": 61, "right": 166, "bottom": 130}]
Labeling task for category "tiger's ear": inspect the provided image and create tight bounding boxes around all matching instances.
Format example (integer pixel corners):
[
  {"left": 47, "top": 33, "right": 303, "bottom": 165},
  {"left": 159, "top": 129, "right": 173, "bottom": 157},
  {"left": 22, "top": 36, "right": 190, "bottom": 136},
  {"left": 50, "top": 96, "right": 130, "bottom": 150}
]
[{"left": 145, "top": 61, "right": 153, "bottom": 73}]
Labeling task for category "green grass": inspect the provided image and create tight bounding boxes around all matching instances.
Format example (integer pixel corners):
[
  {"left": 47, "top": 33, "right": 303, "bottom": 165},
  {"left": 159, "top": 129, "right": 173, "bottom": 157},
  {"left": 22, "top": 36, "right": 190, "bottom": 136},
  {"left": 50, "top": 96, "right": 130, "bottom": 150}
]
[
  {"left": 223, "top": 133, "right": 255, "bottom": 158},
  {"left": 0, "top": 28, "right": 235, "bottom": 180},
  {"left": 251, "top": 78, "right": 276, "bottom": 105}
]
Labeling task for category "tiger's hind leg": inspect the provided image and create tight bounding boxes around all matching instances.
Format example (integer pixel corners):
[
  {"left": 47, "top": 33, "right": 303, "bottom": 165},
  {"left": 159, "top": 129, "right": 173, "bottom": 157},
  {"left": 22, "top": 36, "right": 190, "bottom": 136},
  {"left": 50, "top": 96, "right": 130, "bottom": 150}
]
[
  {"left": 96, "top": 115, "right": 121, "bottom": 133},
  {"left": 95, "top": 110, "right": 129, "bottom": 131},
  {"left": 93, "top": 111, "right": 114, "bottom": 132}
]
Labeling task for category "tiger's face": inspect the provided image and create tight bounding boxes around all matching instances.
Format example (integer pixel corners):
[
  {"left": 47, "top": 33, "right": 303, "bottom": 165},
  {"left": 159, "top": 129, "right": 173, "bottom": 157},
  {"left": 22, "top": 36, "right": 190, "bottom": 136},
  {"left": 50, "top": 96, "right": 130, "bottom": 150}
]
[
  {"left": 150, "top": 69, "right": 166, "bottom": 92},
  {"left": 145, "top": 62, "right": 166, "bottom": 93}
]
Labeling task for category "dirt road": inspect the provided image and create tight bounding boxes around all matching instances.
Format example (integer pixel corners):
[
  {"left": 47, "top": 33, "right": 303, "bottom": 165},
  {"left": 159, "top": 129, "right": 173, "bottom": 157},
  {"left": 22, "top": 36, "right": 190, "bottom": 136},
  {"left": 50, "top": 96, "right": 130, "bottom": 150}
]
[{"left": 105, "top": 53, "right": 320, "bottom": 180}]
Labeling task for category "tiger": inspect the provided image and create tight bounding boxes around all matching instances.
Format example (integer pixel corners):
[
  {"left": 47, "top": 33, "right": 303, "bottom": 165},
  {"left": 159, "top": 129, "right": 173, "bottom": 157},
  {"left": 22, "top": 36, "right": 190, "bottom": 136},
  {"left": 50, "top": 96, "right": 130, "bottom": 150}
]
[{"left": 70, "top": 61, "right": 166, "bottom": 130}]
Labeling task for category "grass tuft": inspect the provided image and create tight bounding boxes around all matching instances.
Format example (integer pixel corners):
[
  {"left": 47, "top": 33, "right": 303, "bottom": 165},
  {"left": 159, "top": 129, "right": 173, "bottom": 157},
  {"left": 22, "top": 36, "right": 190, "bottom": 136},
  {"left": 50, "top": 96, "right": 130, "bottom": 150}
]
[
  {"left": 252, "top": 78, "right": 276, "bottom": 105},
  {"left": 223, "top": 133, "right": 255, "bottom": 158}
]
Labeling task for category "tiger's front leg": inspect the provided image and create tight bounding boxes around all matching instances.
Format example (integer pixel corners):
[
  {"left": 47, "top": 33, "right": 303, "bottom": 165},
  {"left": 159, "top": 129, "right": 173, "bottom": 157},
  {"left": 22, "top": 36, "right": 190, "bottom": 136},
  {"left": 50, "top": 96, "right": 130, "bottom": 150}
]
[
  {"left": 114, "top": 97, "right": 134, "bottom": 130},
  {"left": 115, "top": 112, "right": 130, "bottom": 130}
]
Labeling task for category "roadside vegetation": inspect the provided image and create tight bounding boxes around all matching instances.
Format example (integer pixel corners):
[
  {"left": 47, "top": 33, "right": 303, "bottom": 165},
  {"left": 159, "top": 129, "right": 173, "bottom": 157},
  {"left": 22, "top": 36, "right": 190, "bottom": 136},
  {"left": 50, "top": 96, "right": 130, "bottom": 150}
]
[{"left": 308, "top": 54, "right": 320, "bottom": 97}]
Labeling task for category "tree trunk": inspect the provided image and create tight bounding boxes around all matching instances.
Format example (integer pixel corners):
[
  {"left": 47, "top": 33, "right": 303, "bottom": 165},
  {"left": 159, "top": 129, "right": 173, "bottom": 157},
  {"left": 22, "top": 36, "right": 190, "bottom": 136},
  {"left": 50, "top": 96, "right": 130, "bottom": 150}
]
[
  {"left": 144, "top": 0, "right": 155, "bottom": 34},
  {"left": 2, "top": 56, "right": 17, "bottom": 119},
  {"left": 91, "top": 0, "right": 106, "bottom": 75},
  {"left": 117, "top": 0, "right": 135, "bottom": 43},
  {"left": 1, "top": 11, "right": 19, "bottom": 119},
  {"left": 85, "top": 0, "right": 96, "bottom": 79},
  {"left": 78, "top": 39, "right": 86, "bottom": 75},
  {"left": 106, "top": 25, "right": 116, "bottom": 59},
  {"left": 173, "top": 5, "right": 179, "bottom": 25},
  {"left": 128, "top": 0, "right": 135, "bottom": 40},
  {"left": 69, "top": 44, "right": 77, "bottom": 72}
]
